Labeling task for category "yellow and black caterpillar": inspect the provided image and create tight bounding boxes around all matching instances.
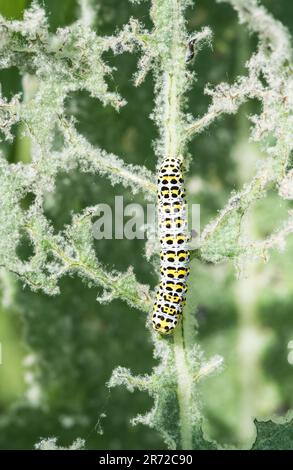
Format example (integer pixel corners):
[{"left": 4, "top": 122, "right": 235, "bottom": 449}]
[{"left": 152, "top": 157, "right": 190, "bottom": 334}]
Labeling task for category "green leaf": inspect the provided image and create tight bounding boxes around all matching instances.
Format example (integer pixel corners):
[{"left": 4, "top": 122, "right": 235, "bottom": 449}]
[{"left": 252, "top": 415, "right": 293, "bottom": 450}]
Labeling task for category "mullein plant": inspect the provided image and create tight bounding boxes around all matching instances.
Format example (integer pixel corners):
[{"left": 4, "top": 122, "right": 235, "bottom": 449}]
[{"left": 0, "top": 0, "right": 292, "bottom": 450}]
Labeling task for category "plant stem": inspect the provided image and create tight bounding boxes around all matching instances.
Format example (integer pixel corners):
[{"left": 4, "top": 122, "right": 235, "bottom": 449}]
[
  {"left": 174, "top": 327, "right": 193, "bottom": 449},
  {"left": 162, "top": 72, "right": 181, "bottom": 158},
  {"left": 59, "top": 118, "right": 156, "bottom": 197},
  {"left": 152, "top": 0, "right": 194, "bottom": 449}
]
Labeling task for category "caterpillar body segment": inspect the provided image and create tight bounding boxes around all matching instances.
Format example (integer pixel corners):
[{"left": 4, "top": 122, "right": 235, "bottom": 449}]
[{"left": 152, "top": 157, "right": 190, "bottom": 335}]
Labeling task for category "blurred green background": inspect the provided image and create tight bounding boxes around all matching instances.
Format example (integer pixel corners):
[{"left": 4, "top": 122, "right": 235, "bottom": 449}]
[{"left": 0, "top": 0, "right": 292, "bottom": 450}]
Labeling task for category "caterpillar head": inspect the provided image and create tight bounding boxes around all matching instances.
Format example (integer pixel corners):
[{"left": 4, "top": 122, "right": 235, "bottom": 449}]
[{"left": 152, "top": 312, "right": 181, "bottom": 334}]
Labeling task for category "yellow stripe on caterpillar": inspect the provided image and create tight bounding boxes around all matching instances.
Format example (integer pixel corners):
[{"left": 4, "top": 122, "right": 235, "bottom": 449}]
[
  {"left": 156, "top": 291, "right": 182, "bottom": 304},
  {"left": 160, "top": 267, "right": 189, "bottom": 279},
  {"left": 159, "top": 280, "right": 187, "bottom": 294},
  {"left": 160, "top": 250, "right": 190, "bottom": 263}
]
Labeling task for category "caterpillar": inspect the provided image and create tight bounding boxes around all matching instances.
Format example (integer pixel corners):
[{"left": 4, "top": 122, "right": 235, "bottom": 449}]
[{"left": 152, "top": 157, "right": 190, "bottom": 334}]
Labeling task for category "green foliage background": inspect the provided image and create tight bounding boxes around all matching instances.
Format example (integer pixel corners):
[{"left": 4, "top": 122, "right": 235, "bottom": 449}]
[{"left": 0, "top": 0, "right": 292, "bottom": 450}]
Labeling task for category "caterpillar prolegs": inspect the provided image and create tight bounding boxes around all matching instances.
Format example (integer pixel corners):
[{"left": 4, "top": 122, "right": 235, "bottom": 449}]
[{"left": 152, "top": 157, "right": 190, "bottom": 335}]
